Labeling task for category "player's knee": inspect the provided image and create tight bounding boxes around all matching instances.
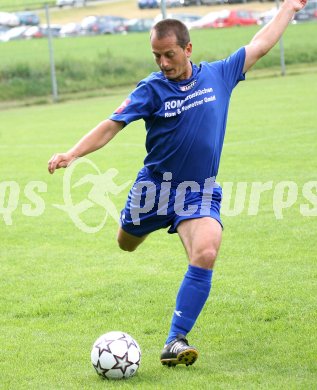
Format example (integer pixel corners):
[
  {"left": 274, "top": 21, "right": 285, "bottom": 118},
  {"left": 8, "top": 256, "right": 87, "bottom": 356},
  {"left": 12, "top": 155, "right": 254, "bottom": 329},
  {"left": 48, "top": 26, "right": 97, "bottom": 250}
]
[
  {"left": 192, "top": 248, "right": 218, "bottom": 269},
  {"left": 117, "top": 238, "right": 137, "bottom": 252},
  {"left": 117, "top": 229, "right": 140, "bottom": 252}
]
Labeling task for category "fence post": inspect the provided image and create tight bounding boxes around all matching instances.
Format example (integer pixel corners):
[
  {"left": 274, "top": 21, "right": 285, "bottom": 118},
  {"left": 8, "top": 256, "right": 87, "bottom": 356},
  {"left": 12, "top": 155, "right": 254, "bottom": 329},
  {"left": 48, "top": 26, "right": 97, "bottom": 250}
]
[
  {"left": 160, "top": 0, "right": 167, "bottom": 20},
  {"left": 45, "top": 4, "right": 58, "bottom": 102}
]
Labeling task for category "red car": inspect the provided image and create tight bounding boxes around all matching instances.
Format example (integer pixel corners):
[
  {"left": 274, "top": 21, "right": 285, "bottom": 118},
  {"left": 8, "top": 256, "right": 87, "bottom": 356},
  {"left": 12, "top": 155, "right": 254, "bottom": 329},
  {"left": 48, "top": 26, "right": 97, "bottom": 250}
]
[{"left": 212, "top": 10, "right": 258, "bottom": 28}]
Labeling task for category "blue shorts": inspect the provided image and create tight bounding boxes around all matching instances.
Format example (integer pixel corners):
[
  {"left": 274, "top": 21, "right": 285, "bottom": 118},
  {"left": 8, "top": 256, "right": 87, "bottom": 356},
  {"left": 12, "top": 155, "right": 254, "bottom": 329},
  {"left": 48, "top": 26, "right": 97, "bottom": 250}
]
[{"left": 120, "top": 167, "right": 223, "bottom": 237}]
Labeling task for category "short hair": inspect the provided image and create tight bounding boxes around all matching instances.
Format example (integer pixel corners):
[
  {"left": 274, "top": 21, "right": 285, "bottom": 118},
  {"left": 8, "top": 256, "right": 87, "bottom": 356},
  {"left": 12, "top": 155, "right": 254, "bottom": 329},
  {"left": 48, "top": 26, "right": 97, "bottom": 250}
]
[{"left": 151, "top": 19, "right": 190, "bottom": 49}]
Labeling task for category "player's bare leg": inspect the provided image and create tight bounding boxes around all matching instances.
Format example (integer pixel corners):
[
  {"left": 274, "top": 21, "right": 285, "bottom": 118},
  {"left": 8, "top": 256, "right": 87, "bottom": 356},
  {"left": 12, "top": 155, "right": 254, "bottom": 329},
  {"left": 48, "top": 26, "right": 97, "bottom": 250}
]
[
  {"left": 177, "top": 217, "right": 222, "bottom": 270},
  {"left": 117, "top": 228, "right": 148, "bottom": 252},
  {"left": 161, "top": 217, "right": 222, "bottom": 367}
]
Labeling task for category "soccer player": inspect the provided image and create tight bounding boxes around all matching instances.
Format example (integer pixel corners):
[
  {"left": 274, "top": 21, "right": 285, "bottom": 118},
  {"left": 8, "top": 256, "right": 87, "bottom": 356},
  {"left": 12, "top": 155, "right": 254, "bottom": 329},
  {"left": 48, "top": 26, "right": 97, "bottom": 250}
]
[{"left": 48, "top": 0, "right": 307, "bottom": 367}]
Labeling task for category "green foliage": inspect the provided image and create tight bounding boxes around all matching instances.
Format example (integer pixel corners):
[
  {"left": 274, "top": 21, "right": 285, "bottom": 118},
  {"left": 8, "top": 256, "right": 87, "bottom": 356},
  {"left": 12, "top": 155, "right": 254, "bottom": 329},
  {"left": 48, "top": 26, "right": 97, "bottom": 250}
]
[
  {"left": 0, "top": 73, "right": 316, "bottom": 389},
  {"left": 0, "top": 22, "right": 317, "bottom": 101}
]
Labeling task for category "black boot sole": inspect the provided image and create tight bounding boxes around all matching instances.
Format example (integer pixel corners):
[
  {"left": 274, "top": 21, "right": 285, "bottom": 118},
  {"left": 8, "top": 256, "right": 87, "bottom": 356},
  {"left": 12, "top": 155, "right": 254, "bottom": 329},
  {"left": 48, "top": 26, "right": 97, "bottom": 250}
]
[{"left": 161, "top": 349, "right": 198, "bottom": 367}]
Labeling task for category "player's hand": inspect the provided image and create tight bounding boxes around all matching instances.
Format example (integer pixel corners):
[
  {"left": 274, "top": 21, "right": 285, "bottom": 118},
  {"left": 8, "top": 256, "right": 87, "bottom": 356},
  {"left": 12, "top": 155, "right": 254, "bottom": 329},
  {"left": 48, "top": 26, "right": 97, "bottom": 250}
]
[
  {"left": 286, "top": 0, "right": 307, "bottom": 12},
  {"left": 48, "top": 152, "right": 75, "bottom": 174}
]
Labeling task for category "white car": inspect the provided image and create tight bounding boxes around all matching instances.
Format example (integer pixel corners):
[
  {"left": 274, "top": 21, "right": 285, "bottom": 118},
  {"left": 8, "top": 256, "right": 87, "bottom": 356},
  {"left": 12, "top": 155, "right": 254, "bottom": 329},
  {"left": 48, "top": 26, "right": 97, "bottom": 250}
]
[
  {"left": 257, "top": 7, "right": 278, "bottom": 26},
  {"left": 56, "top": 0, "right": 86, "bottom": 7},
  {"left": 188, "top": 10, "right": 229, "bottom": 30},
  {"left": 0, "top": 12, "right": 19, "bottom": 27},
  {"left": 154, "top": 13, "right": 201, "bottom": 28},
  {"left": 59, "top": 22, "right": 81, "bottom": 37},
  {"left": 0, "top": 26, "right": 29, "bottom": 42}
]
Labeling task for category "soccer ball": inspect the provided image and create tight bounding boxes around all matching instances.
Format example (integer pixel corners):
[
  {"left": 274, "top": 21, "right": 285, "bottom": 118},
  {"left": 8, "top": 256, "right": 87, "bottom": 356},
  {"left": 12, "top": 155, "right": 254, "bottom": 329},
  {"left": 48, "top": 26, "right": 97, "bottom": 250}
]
[{"left": 91, "top": 331, "right": 141, "bottom": 380}]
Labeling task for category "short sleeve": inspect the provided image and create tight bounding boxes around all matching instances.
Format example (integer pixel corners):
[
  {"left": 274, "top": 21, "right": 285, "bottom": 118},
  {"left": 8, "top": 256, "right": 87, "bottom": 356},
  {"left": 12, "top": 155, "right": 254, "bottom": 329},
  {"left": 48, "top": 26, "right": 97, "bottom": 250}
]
[
  {"left": 110, "top": 81, "right": 154, "bottom": 125},
  {"left": 215, "top": 47, "right": 246, "bottom": 91}
]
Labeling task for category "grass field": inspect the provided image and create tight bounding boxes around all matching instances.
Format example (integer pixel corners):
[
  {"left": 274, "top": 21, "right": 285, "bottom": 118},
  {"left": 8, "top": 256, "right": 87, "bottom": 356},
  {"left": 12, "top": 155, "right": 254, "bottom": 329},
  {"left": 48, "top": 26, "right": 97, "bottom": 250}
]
[{"left": 0, "top": 70, "right": 316, "bottom": 389}]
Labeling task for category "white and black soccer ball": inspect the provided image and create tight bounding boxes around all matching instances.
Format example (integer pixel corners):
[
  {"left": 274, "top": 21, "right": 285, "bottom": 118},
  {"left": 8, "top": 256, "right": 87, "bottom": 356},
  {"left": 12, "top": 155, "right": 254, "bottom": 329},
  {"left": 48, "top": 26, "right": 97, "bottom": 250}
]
[{"left": 91, "top": 331, "right": 141, "bottom": 380}]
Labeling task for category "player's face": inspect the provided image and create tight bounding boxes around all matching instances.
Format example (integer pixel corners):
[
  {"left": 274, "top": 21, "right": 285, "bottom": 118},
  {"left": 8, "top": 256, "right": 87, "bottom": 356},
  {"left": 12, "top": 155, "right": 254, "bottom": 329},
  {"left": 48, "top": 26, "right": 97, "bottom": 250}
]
[{"left": 151, "top": 32, "right": 192, "bottom": 82}]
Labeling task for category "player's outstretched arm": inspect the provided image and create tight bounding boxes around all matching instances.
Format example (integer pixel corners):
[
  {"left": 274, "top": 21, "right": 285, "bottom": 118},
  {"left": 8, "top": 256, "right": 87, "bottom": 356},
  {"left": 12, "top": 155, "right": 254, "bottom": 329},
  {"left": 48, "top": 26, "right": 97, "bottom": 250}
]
[
  {"left": 48, "top": 119, "right": 124, "bottom": 174},
  {"left": 243, "top": 0, "right": 307, "bottom": 73}
]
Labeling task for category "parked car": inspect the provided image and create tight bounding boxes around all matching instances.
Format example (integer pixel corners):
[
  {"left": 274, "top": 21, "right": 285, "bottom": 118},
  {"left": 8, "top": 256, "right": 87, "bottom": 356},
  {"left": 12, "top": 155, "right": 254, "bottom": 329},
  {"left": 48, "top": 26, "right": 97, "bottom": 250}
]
[
  {"left": 181, "top": 0, "right": 224, "bottom": 5},
  {"left": 60, "top": 22, "right": 82, "bottom": 37},
  {"left": 188, "top": 11, "right": 228, "bottom": 29},
  {"left": 56, "top": 0, "right": 86, "bottom": 7},
  {"left": 211, "top": 10, "right": 258, "bottom": 28},
  {"left": 125, "top": 18, "right": 154, "bottom": 33},
  {"left": 80, "top": 15, "right": 127, "bottom": 35},
  {"left": 0, "top": 12, "right": 19, "bottom": 27},
  {"left": 257, "top": 7, "right": 278, "bottom": 26},
  {"left": 0, "top": 25, "right": 10, "bottom": 37},
  {"left": 0, "top": 26, "right": 29, "bottom": 42},
  {"left": 225, "top": 0, "right": 251, "bottom": 3},
  {"left": 156, "top": 0, "right": 183, "bottom": 7},
  {"left": 15, "top": 12, "right": 40, "bottom": 26},
  {"left": 169, "top": 13, "right": 201, "bottom": 25},
  {"left": 294, "top": 0, "right": 317, "bottom": 22},
  {"left": 154, "top": 13, "right": 201, "bottom": 28},
  {"left": 23, "top": 26, "right": 45, "bottom": 39},
  {"left": 41, "top": 24, "right": 62, "bottom": 38},
  {"left": 137, "top": 0, "right": 159, "bottom": 9},
  {"left": 180, "top": 0, "right": 201, "bottom": 6},
  {"left": 56, "top": 0, "right": 75, "bottom": 6},
  {"left": 22, "top": 25, "right": 61, "bottom": 39},
  {"left": 80, "top": 15, "right": 96, "bottom": 31}
]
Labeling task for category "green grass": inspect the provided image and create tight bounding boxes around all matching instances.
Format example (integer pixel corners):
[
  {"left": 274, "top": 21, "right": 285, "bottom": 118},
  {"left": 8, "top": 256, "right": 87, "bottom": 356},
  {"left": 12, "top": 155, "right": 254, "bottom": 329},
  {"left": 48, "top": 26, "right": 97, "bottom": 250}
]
[
  {"left": 0, "top": 72, "right": 316, "bottom": 389},
  {"left": 0, "top": 0, "right": 55, "bottom": 12},
  {"left": 1, "top": 22, "right": 317, "bottom": 101}
]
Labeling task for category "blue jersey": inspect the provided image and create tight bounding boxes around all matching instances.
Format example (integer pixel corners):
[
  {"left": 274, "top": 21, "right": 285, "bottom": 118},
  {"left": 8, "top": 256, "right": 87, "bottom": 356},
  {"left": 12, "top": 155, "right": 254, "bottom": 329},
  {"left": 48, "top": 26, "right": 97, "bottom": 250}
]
[{"left": 110, "top": 47, "right": 246, "bottom": 183}]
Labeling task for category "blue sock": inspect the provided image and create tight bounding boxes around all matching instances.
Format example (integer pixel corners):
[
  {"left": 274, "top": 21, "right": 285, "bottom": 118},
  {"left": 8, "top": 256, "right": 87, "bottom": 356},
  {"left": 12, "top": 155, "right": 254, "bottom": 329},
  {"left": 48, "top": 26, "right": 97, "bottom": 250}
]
[{"left": 166, "top": 264, "right": 213, "bottom": 344}]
